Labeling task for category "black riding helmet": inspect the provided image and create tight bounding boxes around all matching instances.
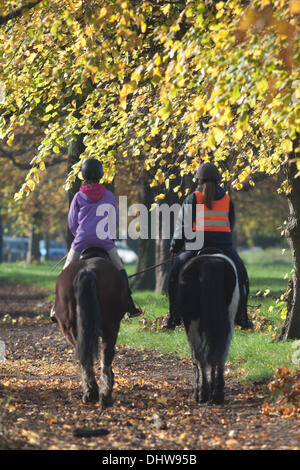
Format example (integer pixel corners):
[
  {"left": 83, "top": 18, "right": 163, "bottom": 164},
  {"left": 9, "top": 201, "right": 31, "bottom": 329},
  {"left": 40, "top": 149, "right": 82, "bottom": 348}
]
[
  {"left": 81, "top": 158, "right": 104, "bottom": 182},
  {"left": 196, "top": 162, "right": 220, "bottom": 182}
]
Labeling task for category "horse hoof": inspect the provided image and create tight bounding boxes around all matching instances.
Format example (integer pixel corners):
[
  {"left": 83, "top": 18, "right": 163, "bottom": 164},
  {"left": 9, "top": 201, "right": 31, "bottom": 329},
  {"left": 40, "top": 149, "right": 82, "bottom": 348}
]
[
  {"left": 82, "top": 389, "right": 99, "bottom": 404},
  {"left": 200, "top": 395, "right": 210, "bottom": 403},
  {"left": 200, "top": 387, "right": 210, "bottom": 403},
  {"left": 212, "top": 393, "right": 224, "bottom": 405},
  {"left": 100, "top": 394, "right": 113, "bottom": 408}
]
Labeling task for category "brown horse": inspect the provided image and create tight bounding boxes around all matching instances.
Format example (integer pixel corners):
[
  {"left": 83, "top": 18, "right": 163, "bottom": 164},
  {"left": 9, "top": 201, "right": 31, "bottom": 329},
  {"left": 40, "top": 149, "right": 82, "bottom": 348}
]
[{"left": 54, "top": 248, "right": 128, "bottom": 407}]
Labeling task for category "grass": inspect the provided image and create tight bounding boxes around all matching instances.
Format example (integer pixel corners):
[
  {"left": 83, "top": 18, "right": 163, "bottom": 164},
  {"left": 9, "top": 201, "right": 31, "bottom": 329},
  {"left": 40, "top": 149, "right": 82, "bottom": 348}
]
[
  {"left": 0, "top": 247, "right": 297, "bottom": 384},
  {"left": 123, "top": 247, "right": 296, "bottom": 383},
  {"left": 0, "top": 261, "right": 58, "bottom": 292}
]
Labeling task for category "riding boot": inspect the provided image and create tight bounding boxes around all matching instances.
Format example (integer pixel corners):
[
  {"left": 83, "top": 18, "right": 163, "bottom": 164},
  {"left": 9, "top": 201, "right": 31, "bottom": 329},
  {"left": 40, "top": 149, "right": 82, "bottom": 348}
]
[
  {"left": 50, "top": 305, "right": 57, "bottom": 323},
  {"left": 163, "top": 281, "right": 181, "bottom": 330},
  {"left": 235, "top": 278, "right": 253, "bottom": 329},
  {"left": 120, "top": 269, "right": 141, "bottom": 317}
]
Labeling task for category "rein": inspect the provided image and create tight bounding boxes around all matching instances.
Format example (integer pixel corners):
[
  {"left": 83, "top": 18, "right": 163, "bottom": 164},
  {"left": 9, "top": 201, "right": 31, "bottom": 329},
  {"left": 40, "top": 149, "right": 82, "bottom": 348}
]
[
  {"left": 127, "top": 256, "right": 175, "bottom": 279},
  {"left": 50, "top": 253, "right": 176, "bottom": 277},
  {"left": 50, "top": 254, "right": 67, "bottom": 272}
]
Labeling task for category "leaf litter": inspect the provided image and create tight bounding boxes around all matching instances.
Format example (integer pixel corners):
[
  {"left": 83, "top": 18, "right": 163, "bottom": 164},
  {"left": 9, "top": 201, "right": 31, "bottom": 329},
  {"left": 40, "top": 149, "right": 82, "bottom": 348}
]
[{"left": 0, "top": 282, "right": 299, "bottom": 450}]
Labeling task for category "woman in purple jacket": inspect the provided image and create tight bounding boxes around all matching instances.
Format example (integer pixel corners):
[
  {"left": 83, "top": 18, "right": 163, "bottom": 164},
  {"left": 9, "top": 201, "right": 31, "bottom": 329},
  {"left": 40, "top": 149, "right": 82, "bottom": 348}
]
[{"left": 51, "top": 158, "right": 140, "bottom": 320}]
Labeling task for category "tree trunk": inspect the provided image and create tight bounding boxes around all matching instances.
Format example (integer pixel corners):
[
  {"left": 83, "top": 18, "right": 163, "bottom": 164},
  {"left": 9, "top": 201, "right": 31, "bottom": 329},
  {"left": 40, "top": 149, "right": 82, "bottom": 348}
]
[
  {"left": 66, "top": 134, "right": 85, "bottom": 249},
  {"left": 155, "top": 238, "right": 170, "bottom": 294},
  {"left": 279, "top": 139, "right": 300, "bottom": 340},
  {"left": 26, "top": 211, "right": 42, "bottom": 264},
  {"left": 155, "top": 174, "right": 196, "bottom": 294},
  {"left": 154, "top": 190, "right": 178, "bottom": 294},
  {"left": 0, "top": 206, "right": 3, "bottom": 263},
  {"left": 130, "top": 182, "right": 156, "bottom": 291}
]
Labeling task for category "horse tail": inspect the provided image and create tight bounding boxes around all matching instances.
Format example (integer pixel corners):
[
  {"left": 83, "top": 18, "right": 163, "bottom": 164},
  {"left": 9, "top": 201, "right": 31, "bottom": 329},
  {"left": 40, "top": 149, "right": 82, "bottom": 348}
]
[
  {"left": 73, "top": 269, "right": 102, "bottom": 368},
  {"left": 200, "top": 259, "right": 231, "bottom": 365}
]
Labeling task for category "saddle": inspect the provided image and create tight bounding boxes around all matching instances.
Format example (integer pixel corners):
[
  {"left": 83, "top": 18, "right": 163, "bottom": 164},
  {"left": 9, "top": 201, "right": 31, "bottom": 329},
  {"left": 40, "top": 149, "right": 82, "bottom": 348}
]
[
  {"left": 197, "top": 247, "right": 224, "bottom": 257},
  {"left": 79, "top": 246, "right": 109, "bottom": 261}
]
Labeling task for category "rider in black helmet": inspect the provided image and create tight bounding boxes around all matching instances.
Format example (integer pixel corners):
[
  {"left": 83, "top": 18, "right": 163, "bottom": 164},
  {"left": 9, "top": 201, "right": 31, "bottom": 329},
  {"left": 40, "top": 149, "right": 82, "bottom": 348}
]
[
  {"left": 163, "top": 161, "right": 251, "bottom": 330},
  {"left": 81, "top": 158, "right": 104, "bottom": 181}
]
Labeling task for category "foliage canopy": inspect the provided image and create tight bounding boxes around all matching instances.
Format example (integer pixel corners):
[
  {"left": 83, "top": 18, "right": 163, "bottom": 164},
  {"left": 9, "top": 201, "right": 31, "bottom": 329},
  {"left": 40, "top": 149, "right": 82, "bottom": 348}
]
[{"left": 0, "top": 0, "right": 299, "bottom": 201}]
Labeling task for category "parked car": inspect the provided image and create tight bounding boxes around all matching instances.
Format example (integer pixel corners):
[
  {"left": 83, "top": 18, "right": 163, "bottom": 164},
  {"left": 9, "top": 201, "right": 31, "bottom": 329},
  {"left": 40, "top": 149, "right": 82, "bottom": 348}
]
[
  {"left": 39, "top": 240, "right": 67, "bottom": 260},
  {"left": 115, "top": 240, "right": 137, "bottom": 264},
  {"left": 3, "top": 236, "right": 28, "bottom": 262}
]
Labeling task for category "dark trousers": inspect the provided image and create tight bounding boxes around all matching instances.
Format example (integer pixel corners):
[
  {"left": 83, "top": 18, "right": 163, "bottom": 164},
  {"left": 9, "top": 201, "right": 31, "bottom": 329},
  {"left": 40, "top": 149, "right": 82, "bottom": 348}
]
[{"left": 168, "top": 246, "right": 249, "bottom": 326}]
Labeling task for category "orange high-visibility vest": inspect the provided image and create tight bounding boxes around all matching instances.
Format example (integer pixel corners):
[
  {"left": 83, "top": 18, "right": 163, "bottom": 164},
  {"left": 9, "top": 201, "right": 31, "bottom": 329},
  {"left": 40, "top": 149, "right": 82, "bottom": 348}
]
[{"left": 192, "top": 190, "right": 231, "bottom": 233}]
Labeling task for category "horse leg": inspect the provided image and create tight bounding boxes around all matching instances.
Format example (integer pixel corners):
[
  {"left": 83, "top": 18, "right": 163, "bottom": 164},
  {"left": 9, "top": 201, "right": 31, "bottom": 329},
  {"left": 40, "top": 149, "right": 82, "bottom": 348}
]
[
  {"left": 193, "top": 358, "right": 210, "bottom": 403},
  {"left": 188, "top": 320, "right": 210, "bottom": 403},
  {"left": 99, "top": 338, "right": 115, "bottom": 407},
  {"left": 212, "top": 363, "right": 225, "bottom": 405},
  {"left": 210, "top": 363, "right": 216, "bottom": 398},
  {"left": 191, "top": 352, "right": 200, "bottom": 402},
  {"left": 81, "top": 363, "right": 99, "bottom": 404},
  {"left": 199, "top": 357, "right": 210, "bottom": 403}
]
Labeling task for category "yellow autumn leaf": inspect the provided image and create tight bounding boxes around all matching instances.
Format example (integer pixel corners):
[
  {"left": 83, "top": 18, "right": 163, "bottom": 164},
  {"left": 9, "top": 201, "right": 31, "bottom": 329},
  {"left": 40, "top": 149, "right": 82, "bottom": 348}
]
[
  {"left": 131, "top": 66, "right": 143, "bottom": 82},
  {"left": 257, "top": 78, "right": 268, "bottom": 94},
  {"left": 216, "top": 9, "right": 224, "bottom": 19},
  {"left": 155, "top": 169, "right": 164, "bottom": 185},
  {"left": 156, "top": 394, "right": 168, "bottom": 404},
  {"left": 281, "top": 138, "right": 293, "bottom": 153},
  {"left": 289, "top": 0, "right": 300, "bottom": 14},
  {"left": 213, "top": 127, "right": 225, "bottom": 144},
  {"left": 27, "top": 179, "right": 35, "bottom": 191},
  {"left": 193, "top": 96, "right": 205, "bottom": 112},
  {"left": 233, "top": 129, "right": 243, "bottom": 141},
  {"left": 21, "top": 430, "right": 40, "bottom": 445},
  {"left": 99, "top": 7, "right": 107, "bottom": 18},
  {"left": 154, "top": 53, "right": 161, "bottom": 66},
  {"left": 120, "top": 95, "right": 127, "bottom": 111}
]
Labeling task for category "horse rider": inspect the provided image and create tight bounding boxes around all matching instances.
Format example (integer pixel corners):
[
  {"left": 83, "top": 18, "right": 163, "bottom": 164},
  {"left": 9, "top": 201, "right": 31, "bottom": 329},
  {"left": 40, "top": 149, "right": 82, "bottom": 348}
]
[
  {"left": 163, "top": 161, "right": 251, "bottom": 330},
  {"left": 50, "top": 157, "right": 140, "bottom": 321}
]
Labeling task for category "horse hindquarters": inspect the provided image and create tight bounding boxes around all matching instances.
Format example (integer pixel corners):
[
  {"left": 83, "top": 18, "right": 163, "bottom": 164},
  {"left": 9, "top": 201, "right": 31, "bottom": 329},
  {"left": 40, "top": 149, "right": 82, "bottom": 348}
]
[{"left": 74, "top": 269, "right": 101, "bottom": 404}]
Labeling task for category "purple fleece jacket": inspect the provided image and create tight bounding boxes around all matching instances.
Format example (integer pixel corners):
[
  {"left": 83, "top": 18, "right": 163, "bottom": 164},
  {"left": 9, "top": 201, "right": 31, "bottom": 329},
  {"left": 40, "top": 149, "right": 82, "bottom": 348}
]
[{"left": 68, "top": 183, "right": 118, "bottom": 252}]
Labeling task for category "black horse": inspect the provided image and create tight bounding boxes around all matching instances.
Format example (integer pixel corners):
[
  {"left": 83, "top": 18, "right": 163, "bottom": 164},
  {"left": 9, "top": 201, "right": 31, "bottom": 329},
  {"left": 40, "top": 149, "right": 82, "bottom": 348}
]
[
  {"left": 177, "top": 251, "right": 240, "bottom": 405},
  {"left": 54, "top": 247, "right": 128, "bottom": 407}
]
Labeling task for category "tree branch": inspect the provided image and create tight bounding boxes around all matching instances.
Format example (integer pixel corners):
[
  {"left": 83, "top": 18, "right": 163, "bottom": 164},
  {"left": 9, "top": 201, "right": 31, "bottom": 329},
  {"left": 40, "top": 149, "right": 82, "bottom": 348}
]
[
  {"left": 0, "top": 145, "right": 65, "bottom": 169},
  {"left": 0, "top": 0, "right": 43, "bottom": 26}
]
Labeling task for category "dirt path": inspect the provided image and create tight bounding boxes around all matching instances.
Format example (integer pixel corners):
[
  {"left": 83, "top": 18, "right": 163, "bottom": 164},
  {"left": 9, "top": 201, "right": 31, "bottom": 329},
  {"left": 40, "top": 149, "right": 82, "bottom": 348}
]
[{"left": 0, "top": 282, "right": 299, "bottom": 450}]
